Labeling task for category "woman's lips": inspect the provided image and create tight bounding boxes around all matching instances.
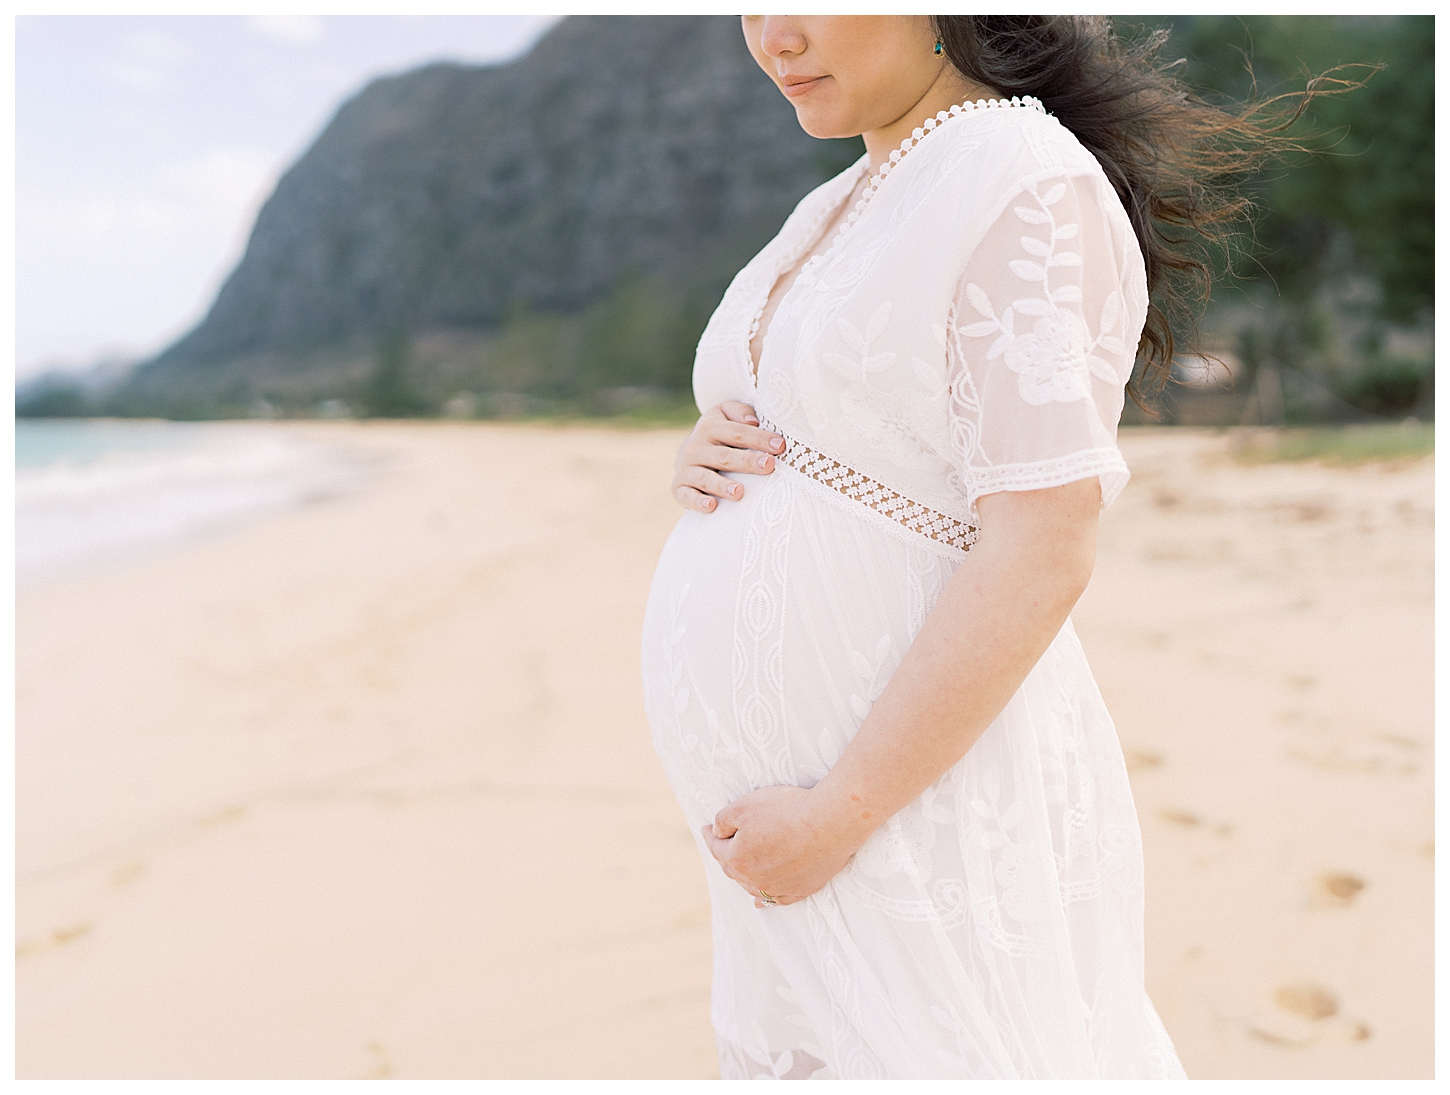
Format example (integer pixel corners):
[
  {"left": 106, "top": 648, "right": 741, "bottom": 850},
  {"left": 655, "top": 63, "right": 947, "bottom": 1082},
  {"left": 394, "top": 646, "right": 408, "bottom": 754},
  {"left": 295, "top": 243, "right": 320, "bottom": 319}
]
[{"left": 780, "top": 75, "right": 827, "bottom": 98}]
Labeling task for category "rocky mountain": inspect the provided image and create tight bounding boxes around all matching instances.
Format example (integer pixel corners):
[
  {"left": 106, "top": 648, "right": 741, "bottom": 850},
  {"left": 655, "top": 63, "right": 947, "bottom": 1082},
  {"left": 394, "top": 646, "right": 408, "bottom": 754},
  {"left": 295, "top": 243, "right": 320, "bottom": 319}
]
[{"left": 94, "top": 15, "right": 863, "bottom": 417}]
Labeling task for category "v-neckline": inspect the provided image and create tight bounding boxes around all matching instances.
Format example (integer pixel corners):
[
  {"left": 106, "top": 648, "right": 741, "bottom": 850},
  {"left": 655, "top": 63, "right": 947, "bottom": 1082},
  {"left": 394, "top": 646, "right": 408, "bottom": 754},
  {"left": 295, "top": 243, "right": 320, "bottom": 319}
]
[
  {"left": 742, "top": 97, "right": 1041, "bottom": 393},
  {"left": 746, "top": 157, "right": 870, "bottom": 391}
]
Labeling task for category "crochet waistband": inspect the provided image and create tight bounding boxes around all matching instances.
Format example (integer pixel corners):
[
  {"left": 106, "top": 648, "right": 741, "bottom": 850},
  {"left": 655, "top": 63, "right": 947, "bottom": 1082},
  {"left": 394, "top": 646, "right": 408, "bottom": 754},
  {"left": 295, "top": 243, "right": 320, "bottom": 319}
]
[{"left": 759, "top": 415, "right": 979, "bottom": 554}]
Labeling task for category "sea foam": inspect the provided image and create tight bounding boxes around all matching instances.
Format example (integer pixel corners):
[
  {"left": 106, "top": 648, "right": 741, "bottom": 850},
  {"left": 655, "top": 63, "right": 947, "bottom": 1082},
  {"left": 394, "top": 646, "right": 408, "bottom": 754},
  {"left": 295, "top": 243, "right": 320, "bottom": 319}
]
[{"left": 16, "top": 421, "right": 372, "bottom": 588}]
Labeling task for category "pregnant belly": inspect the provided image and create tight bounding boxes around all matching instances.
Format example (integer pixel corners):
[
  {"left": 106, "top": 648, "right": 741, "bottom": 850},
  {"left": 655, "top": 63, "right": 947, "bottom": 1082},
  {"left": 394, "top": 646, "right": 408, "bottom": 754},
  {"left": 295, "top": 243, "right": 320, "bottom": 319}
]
[{"left": 640, "top": 469, "right": 958, "bottom": 828}]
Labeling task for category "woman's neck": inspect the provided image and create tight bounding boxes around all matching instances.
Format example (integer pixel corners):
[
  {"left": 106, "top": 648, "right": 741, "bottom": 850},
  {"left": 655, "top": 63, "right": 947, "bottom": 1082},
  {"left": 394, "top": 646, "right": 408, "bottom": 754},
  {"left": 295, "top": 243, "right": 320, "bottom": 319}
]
[{"left": 860, "top": 68, "right": 1000, "bottom": 173}]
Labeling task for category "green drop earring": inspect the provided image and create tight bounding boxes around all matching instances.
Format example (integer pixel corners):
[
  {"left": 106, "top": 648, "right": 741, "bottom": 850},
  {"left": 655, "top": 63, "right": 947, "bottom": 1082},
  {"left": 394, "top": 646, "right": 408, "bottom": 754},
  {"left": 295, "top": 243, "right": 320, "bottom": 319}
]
[{"left": 933, "top": 38, "right": 944, "bottom": 56}]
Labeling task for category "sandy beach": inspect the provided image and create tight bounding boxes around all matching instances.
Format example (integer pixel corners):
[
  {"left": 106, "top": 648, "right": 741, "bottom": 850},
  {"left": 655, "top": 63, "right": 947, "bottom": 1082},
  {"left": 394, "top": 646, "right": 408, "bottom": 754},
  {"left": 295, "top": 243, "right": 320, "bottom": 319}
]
[{"left": 15, "top": 421, "right": 1433, "bottom": 1079}]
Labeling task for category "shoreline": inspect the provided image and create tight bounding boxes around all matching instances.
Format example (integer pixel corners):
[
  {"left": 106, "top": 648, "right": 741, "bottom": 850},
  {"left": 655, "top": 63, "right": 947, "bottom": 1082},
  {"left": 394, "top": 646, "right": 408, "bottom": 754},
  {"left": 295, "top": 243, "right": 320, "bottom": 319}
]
[{"left": 15, "top": 420, "right": 387, "bottom": 590}]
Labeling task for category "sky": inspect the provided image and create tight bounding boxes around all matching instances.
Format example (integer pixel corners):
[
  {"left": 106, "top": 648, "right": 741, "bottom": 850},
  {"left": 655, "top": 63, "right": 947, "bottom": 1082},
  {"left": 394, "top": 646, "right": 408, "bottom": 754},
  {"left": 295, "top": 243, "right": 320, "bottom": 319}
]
[{"left": 15, "top": 14, "right": 563, "bottom": 380}]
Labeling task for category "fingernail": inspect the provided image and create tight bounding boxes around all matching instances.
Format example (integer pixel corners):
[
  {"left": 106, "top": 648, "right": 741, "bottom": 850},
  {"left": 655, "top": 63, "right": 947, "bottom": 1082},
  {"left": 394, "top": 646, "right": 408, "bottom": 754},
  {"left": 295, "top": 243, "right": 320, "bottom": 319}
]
[
  {"left": 745, "top": 417, "right": 759, "bottom": 425},
  {"left": 770, "top": 436, "right": 784, "bottom": 451},
  {"left": 702, "top": 498, "right": 714, "bottom": 511},
  {"left": 757, "top": 454, "right": 769, "bottom": 469},
  {"left": 731, "top": 484, "right": 742, "bottom": 498}
]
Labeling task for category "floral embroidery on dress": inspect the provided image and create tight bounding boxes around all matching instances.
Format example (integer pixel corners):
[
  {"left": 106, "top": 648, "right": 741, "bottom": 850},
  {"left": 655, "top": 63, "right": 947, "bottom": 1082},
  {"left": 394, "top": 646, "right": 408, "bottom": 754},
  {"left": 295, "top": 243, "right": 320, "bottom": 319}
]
[
  {"left": 1006, "top": 310, "right": 1094, "bottom": 405},
  {"left": 855, "top": 810, "right": 937, "bottom": 878},
  {"left": 837, "top": 384, "right": 946, "bottom": 470},
  {"left": 765, "top": 367, "right": 800, "bottom": 420},
  {"left": 822, "top": 301, "right": 897, "bottom": 381},
  {"left": 940, "top": 310, "right": 988, "bottom": 478},
  {"left": 956, "top": 180, "right": 1130, "bottom": 406},
  {"left": 848, "top": 633, "right": 894, "bottom": 721}
]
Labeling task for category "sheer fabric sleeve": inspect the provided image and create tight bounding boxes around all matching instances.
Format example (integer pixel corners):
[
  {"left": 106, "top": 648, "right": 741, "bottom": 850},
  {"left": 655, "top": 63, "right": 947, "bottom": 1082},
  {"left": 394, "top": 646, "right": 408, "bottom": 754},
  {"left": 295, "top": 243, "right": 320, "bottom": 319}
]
[{"left": 945, "top": 170, "right": 1144, "bottom": 512}]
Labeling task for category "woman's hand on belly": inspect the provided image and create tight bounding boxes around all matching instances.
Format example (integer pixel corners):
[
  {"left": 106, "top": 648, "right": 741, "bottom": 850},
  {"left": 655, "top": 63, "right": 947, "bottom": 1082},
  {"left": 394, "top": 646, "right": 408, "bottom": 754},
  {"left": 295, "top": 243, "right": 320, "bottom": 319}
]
[
  {"left": 702, "top": 785, "right": 862, "bottom": 908},
  {"left": 673, "top": 402, "right": 785, "bottom": 513}
]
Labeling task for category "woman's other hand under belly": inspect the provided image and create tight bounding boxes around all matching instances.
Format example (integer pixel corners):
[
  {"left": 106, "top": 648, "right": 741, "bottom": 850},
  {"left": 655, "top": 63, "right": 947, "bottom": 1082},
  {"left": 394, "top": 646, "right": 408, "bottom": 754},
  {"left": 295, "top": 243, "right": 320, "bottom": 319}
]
[{"left": 702, "top": 784, "right": 865, "bottom": 908}]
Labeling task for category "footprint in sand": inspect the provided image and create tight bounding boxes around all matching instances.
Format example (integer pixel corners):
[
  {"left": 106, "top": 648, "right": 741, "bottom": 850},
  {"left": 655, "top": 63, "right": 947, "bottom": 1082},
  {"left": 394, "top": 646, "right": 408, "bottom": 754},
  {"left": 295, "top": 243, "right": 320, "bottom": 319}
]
[
  {"left": 359, "top": 1039, "right": 394, "bottom": 1080},
  {"left": 1276, "top": 982, "right": 1338, "bottom": 1020},
  {"left": 1270, "top": 500, "right": 1332, "bottom": 523},
  {"left": 1317, "top": 872, "right": 1365, "bottom": 906},
  {"left": 1158, "top": 808, "right": 1233, "bottom": 846},
  {"left": 16, "top": 922, "right": 92, "bottom": 959},
  {"left": 1247, "top": 1024, "right": 1314, "bottom": 1048},
  {"left": 1287, "top": 739, "right": 1417, "bottom": 776},
  {"left": 1245, "top": 981, "right": 1342, "bottom": 1048},
  {"left": 1263, "top": 982, "right": 1372, "bottom": 1045},
  {"left": 1371, "top": 732, "right": 1420, "bottom": 750},
  {"left": 196, "top": 804, "right": 247, "bottom": 828},
  {"left": 109, "top": 861, "right": 145, "bottom": 888},
  {"left": 1123, "top": 750, "right": 1164, "bottom": 773}
]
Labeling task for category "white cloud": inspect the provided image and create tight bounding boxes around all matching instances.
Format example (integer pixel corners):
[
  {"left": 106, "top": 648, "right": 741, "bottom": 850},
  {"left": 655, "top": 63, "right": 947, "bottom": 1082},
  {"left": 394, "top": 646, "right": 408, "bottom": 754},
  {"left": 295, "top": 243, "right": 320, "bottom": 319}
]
[
  {"left": 16, "top": 148, "right": 282, "bottom": 375},
  {"left": 247, "top": 14, "right": 325, "bottom": 45},
  {"left": 120, "top": 29, "right": 189, "bottom": 65},
  {"left": 106, "top": 28, "right": 190, "bottom": 89},
  {"left": 105, "top": 61, "right": 169, "bottom": 90}
]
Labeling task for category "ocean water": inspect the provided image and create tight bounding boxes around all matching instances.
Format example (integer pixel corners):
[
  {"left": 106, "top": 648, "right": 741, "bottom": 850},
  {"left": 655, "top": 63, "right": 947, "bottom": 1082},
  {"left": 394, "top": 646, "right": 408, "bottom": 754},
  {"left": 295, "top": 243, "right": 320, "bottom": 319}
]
[{"left": 15, "top": 420, "right": 373, "bottom": 588}]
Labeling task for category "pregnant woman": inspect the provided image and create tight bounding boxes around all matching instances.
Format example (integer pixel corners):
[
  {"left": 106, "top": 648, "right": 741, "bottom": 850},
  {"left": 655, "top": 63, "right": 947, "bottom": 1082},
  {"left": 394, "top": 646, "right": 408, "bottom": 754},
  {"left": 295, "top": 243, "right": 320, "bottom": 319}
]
[{"left": 642, "top": 15, "right": 1313, "bottom": 1079}]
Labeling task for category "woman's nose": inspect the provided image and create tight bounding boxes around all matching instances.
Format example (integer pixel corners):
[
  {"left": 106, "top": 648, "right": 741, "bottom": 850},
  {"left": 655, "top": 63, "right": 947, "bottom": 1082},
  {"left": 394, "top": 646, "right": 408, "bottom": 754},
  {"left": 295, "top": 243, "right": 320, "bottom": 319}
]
[{"left": 759, "top": 16, "right": 807, "bottom": 60}]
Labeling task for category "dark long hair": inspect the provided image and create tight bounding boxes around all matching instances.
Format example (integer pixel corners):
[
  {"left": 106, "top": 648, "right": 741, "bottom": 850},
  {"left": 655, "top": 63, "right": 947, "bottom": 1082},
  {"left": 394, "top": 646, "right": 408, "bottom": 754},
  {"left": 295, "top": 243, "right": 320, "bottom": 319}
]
[{"left": 931, "top": 15, "right": 1368, "bottom": 406}]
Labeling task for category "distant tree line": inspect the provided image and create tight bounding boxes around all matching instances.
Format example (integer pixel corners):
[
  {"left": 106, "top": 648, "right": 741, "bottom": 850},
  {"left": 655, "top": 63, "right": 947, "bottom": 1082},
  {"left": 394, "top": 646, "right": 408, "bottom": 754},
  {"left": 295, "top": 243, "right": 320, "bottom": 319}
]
[{"left": 1132, "top": 14, "right": 1434, "bottom": 422}]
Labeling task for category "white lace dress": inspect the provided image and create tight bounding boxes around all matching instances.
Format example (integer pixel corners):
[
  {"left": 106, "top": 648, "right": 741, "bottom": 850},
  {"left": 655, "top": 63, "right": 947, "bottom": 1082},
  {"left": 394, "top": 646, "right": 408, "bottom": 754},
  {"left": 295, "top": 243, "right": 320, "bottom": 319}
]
[{"left": 640, "top": 98, "right": 1186, "bottom": 1080}]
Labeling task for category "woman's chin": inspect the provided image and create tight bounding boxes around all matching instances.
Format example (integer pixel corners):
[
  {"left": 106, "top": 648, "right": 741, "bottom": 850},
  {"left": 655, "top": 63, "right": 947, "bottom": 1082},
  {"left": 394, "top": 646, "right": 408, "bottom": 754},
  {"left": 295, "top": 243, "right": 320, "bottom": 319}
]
[{"left": 790, "top": 105, "right": 860, "bottom": 142}]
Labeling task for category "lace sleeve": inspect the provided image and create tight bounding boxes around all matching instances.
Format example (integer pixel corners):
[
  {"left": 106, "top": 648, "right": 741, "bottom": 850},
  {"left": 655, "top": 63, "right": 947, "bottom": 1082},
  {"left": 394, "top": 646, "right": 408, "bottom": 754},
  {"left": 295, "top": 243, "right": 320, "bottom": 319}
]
[{"left": 945, "top": 170, "right": 1146, "bottom": 512}]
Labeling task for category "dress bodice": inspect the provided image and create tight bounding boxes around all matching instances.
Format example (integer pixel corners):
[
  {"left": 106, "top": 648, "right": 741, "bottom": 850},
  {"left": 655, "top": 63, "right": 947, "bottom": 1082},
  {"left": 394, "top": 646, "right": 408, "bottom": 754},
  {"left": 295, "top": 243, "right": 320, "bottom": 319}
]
[{"left": 693, "top": 99, "right": 1148, "bottom": 527}]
